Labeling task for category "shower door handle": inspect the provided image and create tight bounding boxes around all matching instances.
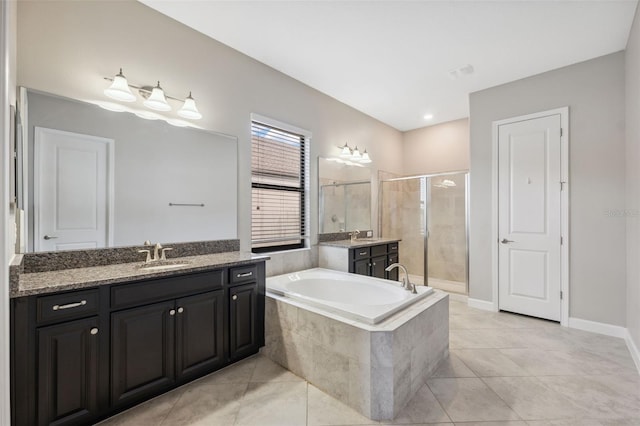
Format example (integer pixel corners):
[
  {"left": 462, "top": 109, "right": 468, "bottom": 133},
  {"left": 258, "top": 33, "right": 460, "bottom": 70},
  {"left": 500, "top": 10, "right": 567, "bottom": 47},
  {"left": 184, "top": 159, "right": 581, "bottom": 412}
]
[{"left": 501, "top": 239, "right": 515, "bottom": 244}]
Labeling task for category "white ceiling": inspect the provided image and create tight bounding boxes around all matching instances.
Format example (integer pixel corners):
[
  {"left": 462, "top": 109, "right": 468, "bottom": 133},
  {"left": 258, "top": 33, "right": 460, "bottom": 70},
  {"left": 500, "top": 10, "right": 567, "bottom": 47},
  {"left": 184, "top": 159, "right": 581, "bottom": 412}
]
[{"left": 141, "top": 0, "right": 638, "bottom": 131}]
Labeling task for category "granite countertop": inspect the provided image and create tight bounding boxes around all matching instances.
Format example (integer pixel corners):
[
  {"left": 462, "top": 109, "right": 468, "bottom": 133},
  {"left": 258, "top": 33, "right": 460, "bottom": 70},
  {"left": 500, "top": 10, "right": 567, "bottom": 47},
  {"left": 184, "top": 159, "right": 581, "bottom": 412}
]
[
  {"left": 318, "top": 237, "right": 401, "bottom": 249},
  {"left": 11, "top": 251, "right": 269, "bottom": 298}
]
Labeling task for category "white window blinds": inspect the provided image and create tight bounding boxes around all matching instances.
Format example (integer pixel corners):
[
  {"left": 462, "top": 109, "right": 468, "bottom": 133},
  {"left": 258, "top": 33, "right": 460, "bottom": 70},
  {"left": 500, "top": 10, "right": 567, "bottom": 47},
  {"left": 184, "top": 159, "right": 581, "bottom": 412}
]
[{"left": 251, "top": 120, "right": 306, "bottom": 252}]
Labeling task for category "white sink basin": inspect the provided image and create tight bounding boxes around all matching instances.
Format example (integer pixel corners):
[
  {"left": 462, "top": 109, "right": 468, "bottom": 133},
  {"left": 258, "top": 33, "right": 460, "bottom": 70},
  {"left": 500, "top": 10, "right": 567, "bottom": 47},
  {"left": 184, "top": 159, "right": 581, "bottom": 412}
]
[{"left": 139, "top": 261, "right": 191, "bottom": 271}]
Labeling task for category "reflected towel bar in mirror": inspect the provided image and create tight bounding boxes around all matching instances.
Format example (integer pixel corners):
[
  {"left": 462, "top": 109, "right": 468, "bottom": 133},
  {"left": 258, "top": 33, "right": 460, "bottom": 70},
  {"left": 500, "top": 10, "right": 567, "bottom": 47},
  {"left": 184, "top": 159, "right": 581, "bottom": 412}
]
[{"left": 168, "top": 203, "right": 205, "bottom": 207}]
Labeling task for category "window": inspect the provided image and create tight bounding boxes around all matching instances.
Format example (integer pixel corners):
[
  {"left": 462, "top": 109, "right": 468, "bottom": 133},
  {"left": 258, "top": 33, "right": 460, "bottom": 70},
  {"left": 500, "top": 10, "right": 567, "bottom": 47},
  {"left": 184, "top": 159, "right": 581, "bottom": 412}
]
[{"left": 251, "top": 118, "right": 308, "bottom": 253}]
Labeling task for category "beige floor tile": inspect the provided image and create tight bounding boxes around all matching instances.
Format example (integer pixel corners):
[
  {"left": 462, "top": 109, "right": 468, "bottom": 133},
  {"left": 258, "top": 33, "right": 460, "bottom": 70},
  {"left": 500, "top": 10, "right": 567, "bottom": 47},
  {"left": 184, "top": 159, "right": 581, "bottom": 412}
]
[
  {"left": 536, "top": 375, "right": 640, "bottom": 419},
  {"left": 162, "top": 382, "right": 247, "bottom": 425},
  {"left": 234, "top": 381, "right": 308, "bottom": 426},
  {"left": 96, "top": 387, "right": 184, "bottom": 425},
  {"left": 191, "top": 355, "right": 257, "bottom": 385},
  {"left": 251, "top": 353, "right": 305, "bottom": 382},
  {"left": 427, "top": 378, "right": 521, "bottom": 422},
  {"left": 526, "top": 420, "right": 606, "bottom": 426},
  {"left": 455, "top": 349, "right": 529, "bottom": 377},
  {"left": 482, "top": 376, "right": 584, "bottom": 420},
  {"left": 454, "top": 421, "right": 528, "bottom": 426},
  {"left": 307, "top": 384, "right": 374, "bottom": 426},
  {"left": 388, "top": 383, "right": 451, "bottom": 424},
  {"left": 498, "top": 349, "right": 589, "bottom": 376},
  {"left": 429, "top": 352, "right": 477, "bottom": 378}
]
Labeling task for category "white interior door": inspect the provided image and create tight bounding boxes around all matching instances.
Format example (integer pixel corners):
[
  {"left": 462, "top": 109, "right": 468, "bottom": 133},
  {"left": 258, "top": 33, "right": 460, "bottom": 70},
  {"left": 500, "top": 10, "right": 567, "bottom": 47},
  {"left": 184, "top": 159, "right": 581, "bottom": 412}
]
[
  {"left": 35, "top": 127, "right": 113, "bottom": 252},
  {"left": 498, "top": 114, "right": 562, "bottom": 321}
]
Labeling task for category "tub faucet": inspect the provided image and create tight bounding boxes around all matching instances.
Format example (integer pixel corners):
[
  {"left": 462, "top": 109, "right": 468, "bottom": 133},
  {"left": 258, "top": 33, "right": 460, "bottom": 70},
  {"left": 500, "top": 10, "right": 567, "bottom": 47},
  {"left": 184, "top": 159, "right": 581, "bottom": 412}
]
[{"left": 385, "top": 263, "right": 417, "bottom": 294}]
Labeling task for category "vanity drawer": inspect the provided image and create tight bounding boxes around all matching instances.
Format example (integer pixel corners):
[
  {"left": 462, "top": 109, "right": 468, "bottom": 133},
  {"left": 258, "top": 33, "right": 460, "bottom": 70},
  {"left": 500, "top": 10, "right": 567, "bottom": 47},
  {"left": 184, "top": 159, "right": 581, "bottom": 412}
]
[
  {"left": 352, "top": 247, "right": 370, "bottom": 260},
  {"left": 230, "top": 264, "right": 257, "bottom": 284},
  {"left": 371, "top": 244, "right": 388, "bottom": 257},
  {"left": 36, "top": 289, "right": 99, "bottom": 325},
  {"left": 388, "top": 242, "right": 399, "bottom": 253},
  {"left": 111, "top": 270, "right": 224, "bottom": 310}
]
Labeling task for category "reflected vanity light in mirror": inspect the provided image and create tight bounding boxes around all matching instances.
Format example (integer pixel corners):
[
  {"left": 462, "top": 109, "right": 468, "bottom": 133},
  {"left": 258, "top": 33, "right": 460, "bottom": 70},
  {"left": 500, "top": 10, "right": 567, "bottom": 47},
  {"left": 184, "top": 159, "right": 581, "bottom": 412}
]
[
  {"left": 336, "top": 143, "right": 372, "bottom": 164},
  {"left": 92, "top": 100, "right": 201, "bottom": 128}
]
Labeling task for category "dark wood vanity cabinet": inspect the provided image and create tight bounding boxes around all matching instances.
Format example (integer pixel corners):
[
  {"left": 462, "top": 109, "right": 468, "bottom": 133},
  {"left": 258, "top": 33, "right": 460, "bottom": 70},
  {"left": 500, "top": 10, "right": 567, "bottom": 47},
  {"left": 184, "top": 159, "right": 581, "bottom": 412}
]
[
  {"left": 11, "top": 261, "right": 265, "bottom": 426},
  {"left": 349, "top": 242, "right": 400, "bottom": 280},
  {"left": 36, "top": 316, "right": 100, "bottom": 426}
]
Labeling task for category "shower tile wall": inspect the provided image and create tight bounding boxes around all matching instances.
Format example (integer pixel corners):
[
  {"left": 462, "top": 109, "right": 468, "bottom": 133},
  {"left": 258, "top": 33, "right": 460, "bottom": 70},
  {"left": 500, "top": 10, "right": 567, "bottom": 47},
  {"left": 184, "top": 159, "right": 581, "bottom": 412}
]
[
  {"left": 428, "top": 176, "right": 467, "bottom": 284},
  {"left": 379, "top": 171, "right": 467, "bottom": 289}
]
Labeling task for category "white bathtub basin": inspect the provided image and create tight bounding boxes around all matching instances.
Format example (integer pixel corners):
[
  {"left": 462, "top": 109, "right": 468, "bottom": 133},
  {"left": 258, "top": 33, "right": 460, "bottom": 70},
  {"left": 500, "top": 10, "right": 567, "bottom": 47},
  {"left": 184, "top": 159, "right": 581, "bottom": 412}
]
[{"left": 267, "top": 268, "right": 433, "bottom": 324}]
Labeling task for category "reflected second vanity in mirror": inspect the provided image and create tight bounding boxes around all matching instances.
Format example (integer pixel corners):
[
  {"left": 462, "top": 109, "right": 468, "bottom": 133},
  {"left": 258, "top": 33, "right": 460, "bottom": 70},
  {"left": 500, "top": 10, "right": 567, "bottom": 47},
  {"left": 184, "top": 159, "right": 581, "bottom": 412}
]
[
  {"left": 15, "top": 88, "right": 238, "bottom": 253},
  {"left": 318, "top": 157, "right": 372, "bottom": 234}
]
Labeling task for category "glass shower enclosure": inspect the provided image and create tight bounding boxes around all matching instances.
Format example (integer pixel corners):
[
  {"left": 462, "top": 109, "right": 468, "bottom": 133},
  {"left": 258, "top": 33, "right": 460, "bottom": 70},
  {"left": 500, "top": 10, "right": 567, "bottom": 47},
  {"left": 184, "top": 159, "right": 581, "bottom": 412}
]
[{"left": 379, "top": 171, "right": 469, "bottom": 294}]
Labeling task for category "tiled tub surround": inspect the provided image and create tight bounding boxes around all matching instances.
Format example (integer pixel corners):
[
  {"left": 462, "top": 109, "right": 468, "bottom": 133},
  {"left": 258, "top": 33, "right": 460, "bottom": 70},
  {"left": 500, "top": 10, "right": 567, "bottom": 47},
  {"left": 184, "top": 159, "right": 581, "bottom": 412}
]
[
  {"left": 263, "top": 286, "right": 449, "bottom": 420},
  {"left": 11, "top": 250, "right": 267, "bottom": 297}
]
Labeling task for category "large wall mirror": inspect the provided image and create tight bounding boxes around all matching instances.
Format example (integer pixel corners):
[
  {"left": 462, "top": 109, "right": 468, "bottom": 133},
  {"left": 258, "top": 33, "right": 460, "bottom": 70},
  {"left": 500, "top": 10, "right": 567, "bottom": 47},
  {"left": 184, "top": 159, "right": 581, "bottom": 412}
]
[
  {"left": 318, "top": 157, "right": 371, "bottom": 234},
  {"left": 16, "top": 88, "right": 238, "bottom": 253}
]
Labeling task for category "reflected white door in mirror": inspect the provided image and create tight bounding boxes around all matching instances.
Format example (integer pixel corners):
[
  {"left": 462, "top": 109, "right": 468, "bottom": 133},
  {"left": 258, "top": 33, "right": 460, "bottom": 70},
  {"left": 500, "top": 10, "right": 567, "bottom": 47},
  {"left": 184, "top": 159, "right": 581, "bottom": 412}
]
[{"left": 34, "top": 127, "right": 114, "bottom": 251}]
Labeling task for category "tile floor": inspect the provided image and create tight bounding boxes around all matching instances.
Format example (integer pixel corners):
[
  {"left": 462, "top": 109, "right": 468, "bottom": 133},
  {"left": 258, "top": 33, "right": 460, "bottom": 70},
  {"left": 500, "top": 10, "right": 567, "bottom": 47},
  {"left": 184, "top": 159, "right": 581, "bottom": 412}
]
[{"left": 99, "top": 298, "right": 640, "bottom": 426}]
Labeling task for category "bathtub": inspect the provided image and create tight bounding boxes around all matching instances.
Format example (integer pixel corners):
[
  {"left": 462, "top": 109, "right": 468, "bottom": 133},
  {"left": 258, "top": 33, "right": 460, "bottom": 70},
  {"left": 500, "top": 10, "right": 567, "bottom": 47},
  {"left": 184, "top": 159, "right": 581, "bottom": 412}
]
[{"left": 266, "top": 267, "right": 433, "bottom": 324}]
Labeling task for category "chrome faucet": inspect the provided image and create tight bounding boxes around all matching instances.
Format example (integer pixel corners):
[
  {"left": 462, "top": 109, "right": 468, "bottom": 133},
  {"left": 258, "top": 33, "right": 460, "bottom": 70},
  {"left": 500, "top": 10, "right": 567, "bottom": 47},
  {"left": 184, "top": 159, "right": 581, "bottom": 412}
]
[
  {"left": 350, "top": 229, "right": 360, "bottom": 242},
  {"left": 385, "top": 263, "right": 417, "bottom": 294},
  {"left": 139, "top": 240, "right": 173, "bottom": 263}
]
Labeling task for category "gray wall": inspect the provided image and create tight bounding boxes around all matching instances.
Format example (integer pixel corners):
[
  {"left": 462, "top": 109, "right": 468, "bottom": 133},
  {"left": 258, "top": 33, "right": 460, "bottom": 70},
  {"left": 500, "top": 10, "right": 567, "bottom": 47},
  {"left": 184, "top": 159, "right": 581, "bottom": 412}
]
[
  {"left": 17, "top": 0, "right": 404, "bottom": 274},
  {"left": 26, "top": 91, "right": 238, "bottom": 249},
  {"left": 626, "top": 6, "right": 640, "bottom": 348},
  {"left": 469, "top": 52, "right": 627, "bottom": 326},
  {"left": 402, "top": 118, "right": 469, "bottom": 176}
]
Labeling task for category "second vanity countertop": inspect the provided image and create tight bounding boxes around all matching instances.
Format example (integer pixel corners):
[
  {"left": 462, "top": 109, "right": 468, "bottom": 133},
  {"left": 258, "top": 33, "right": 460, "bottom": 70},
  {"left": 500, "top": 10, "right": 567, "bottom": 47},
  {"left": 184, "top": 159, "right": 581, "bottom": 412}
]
[
  {"left": 11, "top": 251, "right": 270, "bottom": 298},
  {"left": 318, "top": 237, "right": 401, "bottom": 249}
]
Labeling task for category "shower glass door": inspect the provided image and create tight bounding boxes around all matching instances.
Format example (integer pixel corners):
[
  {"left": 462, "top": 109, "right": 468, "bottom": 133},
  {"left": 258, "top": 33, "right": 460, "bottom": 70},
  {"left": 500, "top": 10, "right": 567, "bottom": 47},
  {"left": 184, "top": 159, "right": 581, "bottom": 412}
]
[{"left": 380, "top": 172, "right": 468, "bottom": 294}]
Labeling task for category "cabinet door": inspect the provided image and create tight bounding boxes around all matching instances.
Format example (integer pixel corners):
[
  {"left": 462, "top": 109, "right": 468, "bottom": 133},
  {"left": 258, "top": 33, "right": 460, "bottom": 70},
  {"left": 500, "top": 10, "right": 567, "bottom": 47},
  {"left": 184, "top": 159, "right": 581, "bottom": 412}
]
[
  {"left": 37, "top": 316, "right": 99, "bottom": 426},
  {"left": 353, "top": 259, "right": 370, "bottom": 276},
  {"left": 371, "top": 255, "right": 387, "bottom": 279},
  {"left": 175, "top": 290, "right": 225, "bottom": 380},
  {"left": 387, "top": 254, "right": 399, "bottom": 281},
  {"left": 229, "top": 283, "right": 258, "bottom": 360},
  {"left": 111, "top": 300, "right": 175, "bottom": 408}
]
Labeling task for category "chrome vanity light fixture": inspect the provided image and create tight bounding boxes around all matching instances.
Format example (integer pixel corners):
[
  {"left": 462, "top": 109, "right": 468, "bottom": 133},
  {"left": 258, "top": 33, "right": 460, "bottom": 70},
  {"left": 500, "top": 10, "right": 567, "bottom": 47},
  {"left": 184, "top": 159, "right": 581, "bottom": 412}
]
[
  {"left": 336, "top": 143, "right": 372, "bottom": 165},
  {"left": 103, "top": 68, "right": 203, "bottom": 120}
]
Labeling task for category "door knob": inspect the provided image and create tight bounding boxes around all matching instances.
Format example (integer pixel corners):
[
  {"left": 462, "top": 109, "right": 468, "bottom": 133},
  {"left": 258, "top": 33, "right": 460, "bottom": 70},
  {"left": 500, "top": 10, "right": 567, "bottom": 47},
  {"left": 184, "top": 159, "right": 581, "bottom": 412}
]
[
  {"left": 43, "top": 235, "right": 58, "bottom": 240},
  {"left": 501, "top": 239, "right": 515, "bottom": 244}
]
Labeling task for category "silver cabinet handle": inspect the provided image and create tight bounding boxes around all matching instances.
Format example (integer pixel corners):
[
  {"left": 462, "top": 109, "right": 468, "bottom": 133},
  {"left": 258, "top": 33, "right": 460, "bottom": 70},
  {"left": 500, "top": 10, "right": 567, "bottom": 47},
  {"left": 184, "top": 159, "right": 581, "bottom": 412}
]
[
  {"left": 43, "top": 235, "right": 58, "bottom": 240},
  {"left": 232, "top": 295, "right": 238, "bottom": 301},
  {"left": 359, "top": 251, "right": 367, "bottom": 256},
  {"left": 177, "top": 307, "right": 184, "bottom": 313},
  {"left": 169, "top": 309, "right": 176, "bottom": 316},
  {"left": 237, "top": 272, "right": 253, "bottom": 278},
  {"left": 90, "top": 328, "right": 98, "bottom": 335},
  {"left": 501, "top": 239, "right": 515, "bottom": 244},
  {"left": 52, "top": 300, "right": 87, "bottom": 311},
  {"left": 372, "top": 262, "right": 376, "bottom": 266}
]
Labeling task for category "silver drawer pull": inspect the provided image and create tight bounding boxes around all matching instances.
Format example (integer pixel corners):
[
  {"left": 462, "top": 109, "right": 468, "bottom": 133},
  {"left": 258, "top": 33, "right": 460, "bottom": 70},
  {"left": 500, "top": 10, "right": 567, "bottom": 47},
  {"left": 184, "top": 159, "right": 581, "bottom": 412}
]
[
  {"left": 359, "top": 251, "right": 367, "bottom": 256},
  {"left": 169, "top": 309, "right": 176, "bottom": 316},
  {"left": 90, "top": 328, "right": 98, "bottom": 335},
  {"left": 237, "top": 272, "right": 253, "bottom": 278},
  {"left": 52, "top": 300, "right": 87, "bottom": 311},
  {"left": 177, "top": 307, "right": 184, "bottom": 314},
  {"left": 232, "top": 295, "right": 238, "bottom": 301}
]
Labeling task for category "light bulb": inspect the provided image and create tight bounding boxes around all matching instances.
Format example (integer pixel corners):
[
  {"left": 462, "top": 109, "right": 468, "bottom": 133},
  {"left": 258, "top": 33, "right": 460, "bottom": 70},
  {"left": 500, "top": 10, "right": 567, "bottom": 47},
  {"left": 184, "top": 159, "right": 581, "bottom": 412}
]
[
  {"left": 143, "top": 81, "right": 171, "bottom": 111},
  {"left": 104, "top": 68, "right": 136, "bottom": 102},
  {"left": 177, "top": 92, "right": 202, "bottom": 120}
]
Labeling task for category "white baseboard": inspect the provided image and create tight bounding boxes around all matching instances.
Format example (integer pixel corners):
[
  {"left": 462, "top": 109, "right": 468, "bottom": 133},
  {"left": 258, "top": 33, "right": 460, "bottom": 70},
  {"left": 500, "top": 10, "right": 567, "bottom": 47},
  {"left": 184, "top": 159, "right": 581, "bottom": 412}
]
[
  {"left": 625, "top": 331, "right": 640, "bottom": 374},
  {"left": 568, "top": 317, "right": 627, "bottom": 338},
  {"left": 467, "top": 298, "right": 497, "bottom": 312}
]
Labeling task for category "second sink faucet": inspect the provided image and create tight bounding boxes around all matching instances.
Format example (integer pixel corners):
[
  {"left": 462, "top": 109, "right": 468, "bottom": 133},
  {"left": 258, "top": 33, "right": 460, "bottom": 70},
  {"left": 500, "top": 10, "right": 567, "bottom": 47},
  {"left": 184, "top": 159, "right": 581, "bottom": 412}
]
[
  {"left": 350, "top": 230, "right": 360, "bottom": 242},
  {"left": 139, "top": 240, "right": 173, "bottom": 263},
  {"left": 385, "top": 263, "right": 417, "bottom": 294}
]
